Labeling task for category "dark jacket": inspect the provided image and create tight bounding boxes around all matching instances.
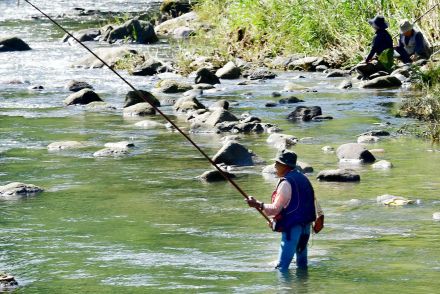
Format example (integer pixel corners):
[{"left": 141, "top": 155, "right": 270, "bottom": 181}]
[
  {"left": 397, "top": 29, "right": 431, "bottom": 59},
  {"left": 366, "top": 29, "right": 393, "bottom": 62}
]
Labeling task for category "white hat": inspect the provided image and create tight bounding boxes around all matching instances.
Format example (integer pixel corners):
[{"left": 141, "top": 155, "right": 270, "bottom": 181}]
[{"left": 400, "top": 20, "right": 413, "bottom": 33}]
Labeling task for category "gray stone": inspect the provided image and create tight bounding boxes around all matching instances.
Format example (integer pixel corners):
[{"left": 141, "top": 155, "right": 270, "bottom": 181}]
[
  {"left": 64, "top": 89, "right": 102, "bottom": 105},
  {"left": 47, "top": 141, "right": 85, "bottom": 150},
  {"left": 123, "top": 102, "right": 155, "bottom": 116},
  {"left": 266, "top": 133, "right": 297, "bottom": 150},
  {"left": 212, "top": 141, "right": 254, "bottom": 166},
  {"left": 0, "top": 182, "right": 43, "bottom": 199},
  {"left": 315, "top": 65, "right": 328, "bottom": 72},
  {"left": 317, "top": 169, "right": 360, "bottom": 182},
  {"left": 173, "top": 96, "right": 205, "bottom": 113},
  {"left": 232, "top": 123, "right": 264, "bottom": 134},
  {"left": 287, "top": 106, "right": 322, "bottom": 121},
  {"left": 362, "top": 75, "right": 402, "bottom": 89},
  {"left": 199, "top": 170, "right": 236, "bottom": 182},
  {"left": 209, "top": 100, "right": 229, "bottom": 110},
  {"left": 279, "top": 96, "right": 304, "bottom": 104},
  {"left": 124, "top": 90, "right": 160, "bottom": 108},
  {"left": 265, "top": 102, "right": 277, "bottom": 107},
  {"left": 104, "top": 141, "right": 135, "bottom": 149},
  {"left": 66, "top": 80, "right": 93, "bottom": 92},
  {"left": 247, "top": 69, "right": 276, "bottom": 80},
  {"left": 155, "top": 12, "right": 198, "bottom": 37},
  {"left": 156, "top": 80, "right": 193, "bottom": 93},
  {"left": 101, "top": 19, "right": 158, "bottom": 44},
  {"left": 195, "top": 67, "right": 220, "bottom": 85},
  {"left": 132, "top": 59, "right": 163, "bottom": 76},
  {"left": 204, "top": 109, "right": 239, "bottom": 126},
  {"left": 338, "top": 80, "right": 352, "bottom": 89},
  {"left": 372, "top": 160, "right": 393, "bottom": 169},
  {"left": 359, "top": 130, "right": 390, "bottom": 137},
  {"left": 287, "top": 57, "right": 319, "bottom": 71},
  {"left": 357, "top": 135, "right": 380, "bottom": 144},
  {"left": 160, "top": 0, "right": 192, "bottom": 16},
  {"left": 216, "top": 61, "right": 241, "bottom": 79},
  {"left": 76, "top": 47, "right": 138, "bottom": 68},
  {"left": 93, "top": 148, "right": 129, "bottom": 157},
  {"left": 193, "top": 83, "right": 215, "bottom": 90},
  {"left": 377, "top": 194, "right": 414, "bottom": 206},
  {"left": 326, "top": 69, "right": 349, "bottom": 78},
  {"left": 63, "top": 28, "right": 100, "bottom": 44},
  {"left": 0, "top": 37, "right": 31, "bottom": 52},
  {"left": 336, "top": 143, "right": 376, "bottom": 163},
  {"left": 312, "top": 115, "right": 333, "bottom": 121}
]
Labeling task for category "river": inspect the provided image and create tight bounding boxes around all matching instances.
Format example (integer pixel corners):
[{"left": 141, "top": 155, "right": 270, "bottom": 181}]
[{"left": 1, "top": 1, "right": 440, "bottom": 293}]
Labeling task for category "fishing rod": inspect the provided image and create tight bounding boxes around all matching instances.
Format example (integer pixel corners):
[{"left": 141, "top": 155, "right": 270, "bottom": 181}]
[
  {"left": 22, "top": 0, "right": 272, "bottom": 224},
  {"left": 392, "top": 2, "right": 440, "bottom": 39}
]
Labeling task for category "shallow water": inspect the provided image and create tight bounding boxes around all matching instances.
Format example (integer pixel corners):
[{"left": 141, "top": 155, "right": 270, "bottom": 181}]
[{"left": 1, "top": 1, "right": 440, "bottom": 293}]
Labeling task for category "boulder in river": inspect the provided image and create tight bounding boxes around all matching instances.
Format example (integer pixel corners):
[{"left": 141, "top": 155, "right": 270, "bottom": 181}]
[
  {"left": 155, "top": 12, "right": 199, "bottom": 37},
  {"left": 76, "top": 47, "right": 138, "bottom": 68},
  {"left": 326, "top": 69, "right": 349, "bottom": 78},
  {"left": 372, "top": 160, "right": 393, "bottom": 169},
  {"left": 279, "top": 96, "right": 304, "bottom": 104},
  {"left": 266, "top": 133, "right": 298, "bottom": 150},
  {"left": 0, "top": 37, "right": 31, "bottom": 52},
  {"left": 66, "top": 80, "right": 93, "bottom": 92},
  {"left": 173, "top": 96, "right": 205, "bottom": 113},
  {"left": 359, "top": 130, "right": 390, "bottom": 137},
  {"left": 287, "top": 106, "right": 322, "bottom": 121},
  {"left": 47, "top": 141, "right": 85, "bottom": 150},
  {"left": 155, "top": 79, "right": 193, "bottom": 93},
  {"left": 0, "top": 182, "right": 44, "bottom": 200},
  {"left": 123, "top": 102, "right": 155, "bottom": 116},
  {"left": 362, "top": 75, "right": 402, "bottom": 89},
  {"left": 204, "top": 109, "right": 239, "bottom": 126},
  {"left": 317, "top": 169, "right": 360, "bottom": 182},
  {"left": 338, "top": 79, "right": 353, "bottom": 89},
  {"left": 216, "top": 61, "right": 241, "bottom": 79},
  {"left": 297, "top": 161, "right": 314, "bottom": 173},
  {"left": 101, "top": 19, "right": 158, "bottom": 44},
  {"left": 198, "top": 170, "right": 236, "bottom": 183},
  {"left": 124, "top": 90, "right": 160, "bottom": 108},
  {"left": 104, "top": 141, "right": 134, "bottom": 150},
  {"left": 336, "top": 143, "right": 376, "bottom": 163},
  {"left": 131, "top": 58, "right": 164, "bottom": 76},
  {"left": 287, "top": 57, "right": 319, "bottom": 71},
  {"left": 64, "top": 89, "right": 103, "bottom": 106},
  {"left": 93, "top": 148, "right": 129, "bottom": 157},
  {"left": 247, "top": 69, "right": 277, "bottom": 80},
  {"left": 376, "top": 194, "right": 414, "bottom": 206},
  {"left": 357, "top": 135, "right": 380, "bottom": 144},
  {"left": 62, "top": 28, "right": 100, "bottom": 44},
  {"left": 195, "top": 67, "right": 220, "bottom": 85},
  {"left": 212, "top": 141, "right": 254, "bottom": 166},
  {"left": 0, "top": 272, "right": 18, "bottom": 289}
]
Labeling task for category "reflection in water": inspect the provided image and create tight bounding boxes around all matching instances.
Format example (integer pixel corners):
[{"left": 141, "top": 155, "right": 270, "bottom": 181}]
[{"left": 277, "top": 268, "right": 309, "bottom": 294}]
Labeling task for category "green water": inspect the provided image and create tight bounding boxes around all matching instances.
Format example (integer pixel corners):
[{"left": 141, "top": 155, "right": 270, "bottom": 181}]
[{"left": 1, "top": 1, "right": 440, "bottom": 292}]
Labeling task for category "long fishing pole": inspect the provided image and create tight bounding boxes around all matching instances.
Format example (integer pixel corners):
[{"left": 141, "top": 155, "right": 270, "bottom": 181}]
[{"left": 23, "top": 0, "right": 271, "bottom": 224}]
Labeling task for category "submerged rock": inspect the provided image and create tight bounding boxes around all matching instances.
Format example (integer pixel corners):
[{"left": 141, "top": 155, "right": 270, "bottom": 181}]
[
  {"left": 377, "top": 194, "right": 414, "bottom": 206},
  {"left": 287, "top": 106, "right": 322, "bottom": 121},
  {"left": 357, "top": 135, "right": 380, "bottom": 144},
  {"left": 64, "top": 89, "right": 102, "bottom": 106},
  {"left": 326, "top": 69, "right": 349, "bottom": 78},
  {"left": 336, "top": 143, "right": 376, "bottom": 163},
  {"left": 204, "top": 109, "right": 239, "bottom": 126},
  {"left": 338, "top": 79, "right": 352, "bottom": 89},
  {"left": 279, "top": 96, "right": 304, "bottom": 104},
  {"left": 134, "top": 120, "right": 165, "bottom": 129},
  {"left": 247, "top": 69, "right": 276, "bottom": 80},
  {"left": 155, "top": 79, "right": 193, "bottom": 93},
  {"left": 93, "top": 148, "right": 129, "bottom": 157},
  {"left": 212, "top": 141, "right": 254, "bottom": 166},
  {"left": 0, "top": 182, "right": 44, "bottom": 200},
  {"left": 372, "top": 160, "right": 393, "bottom": 169},
  {"left": 47, "top": 141, "right": 85, "bottom": 150},
  {"left": 198, "top": 170, "right": 236, "bottom": 182},
  {"left": 0, "top": 36, "right": 31, "bottom": 52},
  {"left": 322, "top": 146, "right": 335, "bottom": 153},
  {"left": 62, "top": 28, "right": 100, "bottom": 44},
  {"left": 266, "top": 133, "right": 298, "bottom": 150},
  {"left": 75, "top": 47, "right": 138, "bottom": 68},
  {"left": 131, "top": 59, "right": 164, "bottom": 76},
  {"left": 0, "top": 272, "right": 18, "bottom": 289},
  {"left": 104, "top": 141, "right": 134, "bottom": 150},
  {"left": 123, "top": 103, "right": 156, "bottom": 116},
  {"left": 66, "top": 80, "right": 93, "bottom": 92},
  {"left": 317, "top": 169, "right": 360, "bottom": 182},
  {"left": 297, "top": 161, "right": 314, "bottom": 173}
]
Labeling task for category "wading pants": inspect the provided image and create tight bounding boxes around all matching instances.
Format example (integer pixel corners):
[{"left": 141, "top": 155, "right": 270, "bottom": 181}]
[{"left": 276, "top": 223, "right": 311, "bottom": 272}]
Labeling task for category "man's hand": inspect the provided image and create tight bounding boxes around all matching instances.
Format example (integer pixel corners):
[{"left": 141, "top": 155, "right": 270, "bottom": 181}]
[{"left": 246, "top": 196, "right": 262, "bottom": 209}]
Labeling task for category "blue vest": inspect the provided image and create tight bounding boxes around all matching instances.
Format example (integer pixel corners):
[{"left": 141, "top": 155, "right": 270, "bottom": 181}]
[{"left": 272, "top": 170, "right": 316, "bottom": 232}]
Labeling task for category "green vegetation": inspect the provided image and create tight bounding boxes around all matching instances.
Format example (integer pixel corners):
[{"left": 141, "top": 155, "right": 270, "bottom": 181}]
[{"left": 182, "top": 0, "right": 439, "bottom": 66}]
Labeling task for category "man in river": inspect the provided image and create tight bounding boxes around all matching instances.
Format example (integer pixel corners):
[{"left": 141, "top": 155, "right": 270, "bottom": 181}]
[
  {"left": 355, "top": 15, "right": 394, "bottom": 78},
  {"left": 394, "top": 19, "right": 432, "bottom": 63},
  {"left": 246, "top": 150, "right": 316, "bottom": 271}
]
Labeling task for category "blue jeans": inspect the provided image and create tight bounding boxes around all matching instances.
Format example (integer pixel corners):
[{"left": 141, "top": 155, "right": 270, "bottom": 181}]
[{"left": 276, "top": 223, "right": 311, "bottom": 271}]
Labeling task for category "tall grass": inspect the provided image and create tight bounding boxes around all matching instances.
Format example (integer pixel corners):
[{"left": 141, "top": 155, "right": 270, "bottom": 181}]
[{"left": 184, "top": 0, "right": 440, "bottom": 65}]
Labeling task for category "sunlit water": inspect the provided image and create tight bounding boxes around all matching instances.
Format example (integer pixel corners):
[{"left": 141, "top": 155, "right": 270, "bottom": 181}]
[{"left": 1, "top": 1, "right": 440, "bottom": 293}]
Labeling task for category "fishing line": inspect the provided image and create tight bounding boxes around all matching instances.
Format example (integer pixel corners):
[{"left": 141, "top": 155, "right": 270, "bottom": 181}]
[{"left": 22, "top": 0, "right": 271, "bottom": 224}]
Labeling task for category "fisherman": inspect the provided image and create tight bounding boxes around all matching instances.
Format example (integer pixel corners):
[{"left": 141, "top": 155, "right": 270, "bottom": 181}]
[
  {"left": 246, "top": 150, "right": 316, "bottom": 271},
  {"left": 394, "top": 19, "right": 432, "bottom": 63},
  {"left": 355, "top": 15, "right": 394, "bottom": 78}
]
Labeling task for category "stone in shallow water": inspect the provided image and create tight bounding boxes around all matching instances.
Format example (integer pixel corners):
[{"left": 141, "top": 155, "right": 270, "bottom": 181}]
[
  {"left": 0, "top": 182, "right": 44, "bottom": 200},
  {"left": 134, "top": 120, "right": 165, "bottom": 129},
  {"left": 104, "top": 141, "right": 134, "bottom": 150},
  {"left": 336, "top": 143, "right": 376, "bottom": 163},
  {"left": 93, "top": 148, "right": 129, "bottom": 157},
  {"left": 376, "top": 194, "right": 414, "bottom": 206},
  {"left": 317, "top": 169, "right": 360, "bottom": 182},
  {"left": 372, "top": 160, "right": 393, "bottom": 169},
  {"left": 0, "top": 272, "right": 18, "bottom": 289},
  {"left": 357, "top": 135, "right": 380, "bottom": 144},
  {"left": 198, "top": 170, "right": 236, "bottom": 182},
  {"left": 322, "top": 146, "right": 335, "bottom": 153},
  {"left": 47, "top": 141, "right": 85, "bottom": 150}
]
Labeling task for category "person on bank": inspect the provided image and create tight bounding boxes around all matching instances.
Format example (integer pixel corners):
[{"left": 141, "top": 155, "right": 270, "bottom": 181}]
[
  {"left": 394, "top": 19, "right": 432, "bottom": 63},
  {"left": 246, "top": 150, "right": 316, "bottom": 271},
  {"left": 356, "top": 15, "right": 394, "bottom": 78}
]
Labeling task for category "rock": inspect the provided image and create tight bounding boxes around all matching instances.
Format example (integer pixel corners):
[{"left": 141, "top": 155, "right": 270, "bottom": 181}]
[
  {"left": 266, "top": 126, "right": 282, "bottom": 133},
  {"left": 266, "top": 133, "right": 297, "bottom": 150},
  {"left": 369, "top": 148, "right": 385, "bottom": 154},
  {"left": 124, "top": 90, "right": 160, "bottom": 108},
  {"left": 216, "top": 61, "right": 241, "bottom": 79},
  {"left": 312, "top": 115, "right": 333, "bottom": 121},
  {"left": 104, "top": 141, "right": 134, "bottom": 149},
  {"left": 377, "top": 194, "right": 414, "bottom": 206},
  {"left": 160, "top": 0, "right": 192, "bottom": 17},
  {"left": 204, "top": 109, "right": 239, "bottom": 126},
  {"left": 156, "top": 79, "right": 193, "bottom": 93},
  {"left": 315, "top": 65, "right": 328, "bottom": 72},
  {"left": 101, "top": 19, "right": 158, "bottom": 44},
  {"left": 232, "top": 122, "right": 264, "bottom": 134},
  {"left": 184, "top": 88, "right": 203, "bottom": 98},
  {"left": 317, "top": 169, "right": 360, "bottom": 182},
  {"left": 66, "top": 80, "right": 93, "bottom": 92},
  {"left": 265, "top": 102, "right": 277, "bottom": 107},
  {"left": 173, "top": 26, "right": 194, "bottom": 38},
  {"left": 160, "top": 97, "right": 177, "bottom": 106},
  {"left": 47, "top": 141, "right": 85, "bottom": 150},
  {"left": 62, "top": 28, "right": 100, "bottom": 44},
  {"left": 131, "top": 59, "right": 163, "bottom": 76},
  {"left": 76, "top": 47, "right": 138, "bottom": 68},
  {"left": 27, "top": 85, "right": 44, "bottom": 90},
  {"left": 212, "top": 141, "right": 254, "bottom": 166},
  {"left": 272, "top": 92, "right": 282, "bottom": 97},
  {"left": 297, "top": 161, "right": 313, "bottom": 173},
  {"left": 134, "top": 120, "right": 165, "bottom": 129},
  {"left": 93, "top": 148, "right": 129, "bottom": 157},
  {"left": 326, "top": 69, "right": 349, "bottom": 78},
  {"left": 283, "top": 82, "right": 307, "bottom": 91},
  {"left": 195, "top": 67, "right": 220, "bottom": 85},
  {"left": 64, "top": 89, "right": 102, "bottom": 106},
  {"left": 287, "top": 57, "right": 319, "bottom": 71},
  {"left": 0, "top": 182, "right": 44, "bottom": 199},
  {"left": 391, "top": 67, "right": 411, "bottom": 78},
  {"left": 0, "top": 272, "right": 18, "bottom": 288},
  {"left": 173, "top": 96, "right": 205, "bottom": 113},
  {"left": 347, "top": 199, "right": 362, "bottom": 206},
  {"left": 357, "top": 135, "right": 380, "bottom": 144},
  {"left": 322, "top": 146, "right": 334, "bottom": 153},
  {"left": 369, "top": 71, "right": 390, "bottom": 80},
  {"left": 336, "top": 143, "right": 376, "bottom": 163},
  {"left": 359, "top": 130, "right": 390, "bottom": 137},
  {"left": 0, "top": 36, "right": 31, "bottom": 52},
  {"left": 85, "top": 102, "right": 116, "bottom": 111},
  {"left": 155, "top": 12, "right": 198, "bottom": 37},
  {"left": 338, "top": 80, "right": 352, "bottom": 89},
  {"left": 433, "top": 212, "right": 440, "bottom": 221},
  {"left": 198, "top": 170, "right": 236, "bottom": 182},
  {"left": 193, "top": 83, "right": 215, "bottom": 90},
  {"left": 287, "top": 106, "right": 322, "bottom": 121},
  {"left": 372, "top": 160, "right": 393, "bottom": 169},
  {"left": 240, "top": 116, "right": 261, "bottom": 123},
  {"left": 247, "top": 69, "right": 276, "bottom": 80},
  {"left": 362, "top": 75, "right": 402, "bottom": 89},
  {"left": 279, "top": 96, "right": 304, "bottom": 104},
  {"left": 123, "top": 102, "right": 155, "bottom": 116},
  {"left": 209, "top": 100, "right": 229, "bottom": 111}
]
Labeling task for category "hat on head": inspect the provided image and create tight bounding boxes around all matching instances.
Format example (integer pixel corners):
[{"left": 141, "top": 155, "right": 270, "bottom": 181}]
[
  {"left": 399, "top": 19, "right": 413, "bottom": 33},
  {"left": 368, "top": 15, "right": 388, "bottom": 29},
  {"left": 273, "top": 150, "right": 297, "bottom": 169}
]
